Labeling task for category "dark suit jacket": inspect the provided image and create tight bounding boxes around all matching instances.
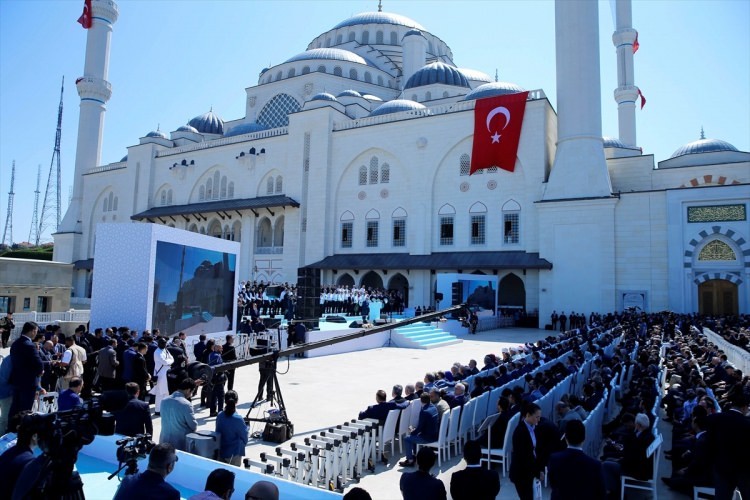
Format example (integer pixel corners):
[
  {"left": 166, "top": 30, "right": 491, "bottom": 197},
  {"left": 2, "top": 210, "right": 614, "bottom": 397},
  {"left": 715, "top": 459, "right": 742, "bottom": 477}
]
[
  {"left": 415, "top": 403, "right": 439, "bottom": 441},
  {"left": 509, "top": 420, "right": 543, "bottom": 483},
  {"left": 685, "top": 431, "right": 712, "bottom": 487},
  {"left": 621, "top": 430, "right": 654, "bottom": 480},
  {"left": 9, "top": 335, "right": 43, "bottom": 389},
  {"left": 450, "top": 465, "right": 500, "bottom": 500},
  {"left": 113, "top": 469, "right": 179, "bottom": 500},
  {"left": 706, "top": 409, "right": 750, "bottom": 477},
  {"left": 115, "top": 397, "right": 154, "bottom": 437},
  {"left": 131, "top": 353, "right": 149, "bottom": 387},
  {"left": 400, "top": 470, "right": 446, "bottom": 500},
  {"left": 548, "top": 447, "right": 606, "bottom": 500}
]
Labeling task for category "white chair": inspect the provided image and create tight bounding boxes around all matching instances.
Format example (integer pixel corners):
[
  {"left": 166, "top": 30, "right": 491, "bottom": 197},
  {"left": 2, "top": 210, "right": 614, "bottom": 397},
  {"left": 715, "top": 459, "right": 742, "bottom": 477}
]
[
  {"left": 397, "top": 401, "right": 417, "bottom": 453},
  {"left": 380, "top": 409, "right": 400, "bottom": 459},
  {"left": 693, "top": 486, "right": 715, "bottom": 499},
  {"left": 481, "top": 412, "right": 518, "bottom": 477},
  {"left": 445, "top": 405, "right": 462, "bottom": 458},
  {"left": 457, "top": 398, "right": 476, "bottom": 448},
  {"left": 34, "top": 392, "right": 58, "bottom": 414},
  {"left": 416, "top": 411, "right": 450, "bottom": 467},
  {"left": 409, "top": 399, "right": 421, "bottom": 428},
  {"left": 470, "top": 391, "right": 490, "bottom": 438},
  {"left": 621, "top": 433, "right": 663, "bottom": 499}
]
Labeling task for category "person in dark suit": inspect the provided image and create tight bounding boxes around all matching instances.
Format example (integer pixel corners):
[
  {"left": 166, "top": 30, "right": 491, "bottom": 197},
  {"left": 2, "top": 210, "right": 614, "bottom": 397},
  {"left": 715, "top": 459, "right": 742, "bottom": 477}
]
[
  {"left": 131, "top": 343, "right": 151, "bottom": 401},
  {"left": 662, "top": 412, "right": 713, "bottom": 493},
  {"left": 602, "top": 413, "right": 655, "bottom": 495},
  {"left": 221, "top": 335, "right": 237, "bottom": 391},
  {"left": 399, "top": 393, "right": 439, "bottom": 467},
  {"left": 0, "top": 411, "right": 37, "bottom": 499},
  {"left": 450, "top": 439, "right": 500, "bottom": 500},
  {"left": 509, "top": 402, "right": 545, "bottom": 500},
  {"left": 113, "top": 443, "right": 180, "bottom": 500},
  {"left": 705, "top": 391, "right": 750, "bottom": 500},
  {"left": 478, "top": 396, "right": 511, "bottom": 449},
  {"left": 400, "top": 447, "right": 446, "bottom": 500},
  {"left": 548, "top": 419, "right": 606, "bottom": 500},
  {"left": 8, "top": 322, "right": 44, "bottom": 420},
  {"left": 114, "top": 383, "right": 153, "bottom": 437}
]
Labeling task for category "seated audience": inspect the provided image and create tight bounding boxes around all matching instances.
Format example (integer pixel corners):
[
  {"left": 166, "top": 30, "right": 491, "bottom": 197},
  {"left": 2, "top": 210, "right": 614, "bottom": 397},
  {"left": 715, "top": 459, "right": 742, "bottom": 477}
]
[
  {"left": 113, "top": 443, "right": 180, "bottom": 500},
  {"left": 400, "top": 447, "right": 446, "bottom": 500},
  {"left": 399, "top": 393, "right": 438, "bottom": 467},
  {"left": 450, "top": 439, "right": 500, "bottom": 500},
  {"left": 188, "top": 468, "right": 235, "bottom": 500}
]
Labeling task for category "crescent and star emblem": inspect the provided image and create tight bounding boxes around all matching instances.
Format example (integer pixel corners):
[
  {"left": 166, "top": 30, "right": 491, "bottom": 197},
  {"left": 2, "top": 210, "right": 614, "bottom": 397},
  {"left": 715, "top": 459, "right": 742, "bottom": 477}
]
[{"left": 486, "top": 106, "right": 511, "bottom": 144}]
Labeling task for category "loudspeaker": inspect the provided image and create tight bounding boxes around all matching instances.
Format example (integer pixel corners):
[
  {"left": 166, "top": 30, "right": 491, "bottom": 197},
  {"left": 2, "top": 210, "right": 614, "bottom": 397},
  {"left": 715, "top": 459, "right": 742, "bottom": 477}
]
[
  {"left": 435, "top": 292, "right": 444, "bottom": 302},
  {"left": 451, "top": 282, "right": 463, "bottom": 305},
  {"left": 296, "top": 267, "right": 321, "bottom": 329}
]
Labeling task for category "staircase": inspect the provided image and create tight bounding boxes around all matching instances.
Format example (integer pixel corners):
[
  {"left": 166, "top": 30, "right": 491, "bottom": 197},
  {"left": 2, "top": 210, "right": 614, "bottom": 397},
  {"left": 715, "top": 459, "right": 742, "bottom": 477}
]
[{"left": 392, "top": 322, "right": 462, "bottom": 349}]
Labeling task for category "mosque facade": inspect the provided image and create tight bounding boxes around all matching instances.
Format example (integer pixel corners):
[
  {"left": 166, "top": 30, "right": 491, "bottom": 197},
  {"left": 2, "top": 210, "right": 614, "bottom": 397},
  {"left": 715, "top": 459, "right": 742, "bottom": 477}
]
[{"left": 54, "top": 0, "right": 749, "bottom": 319}]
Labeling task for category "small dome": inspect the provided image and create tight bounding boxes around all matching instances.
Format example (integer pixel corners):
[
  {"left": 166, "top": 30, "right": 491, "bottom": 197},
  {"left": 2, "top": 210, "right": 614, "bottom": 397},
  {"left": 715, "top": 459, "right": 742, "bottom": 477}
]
[
  {"left": 285, "top": 48, "right": 371, "bottom": 66},
  {"left": 332, "top": 12, "right": 425, "bottom": 31},
  {"left": 120, "top": 154, "right": 128, "bottom": 162},
  {"left": 189, "top": 110, "right": 224, "bottom": 135},
  {"left": 361, "top": 94, "right": 382, "bottom": 101},
  {"left": 463, "top": 81, "right": 526, "bottom": 101},
  {"left": 404, "top": 62, "right": 470, "bottom": 89},
  {"left": 670, "top": 138, "right": 739, "bottom": 159},
  {"left": 457, "top": 68, "right": 492, "bottom": 83},
  {"left": 369, "top": 99, "right": 428, "bottom": 117},
  {"left": 224, "top": 122, "right": 269, "bottom": 137},
  {"left": 145, "top": 129, "right": 168, "bottom": 139},
  {"left": 311, "top": 92, "right": 338, "bottom": 102},
  {"left": 603, "top": 136, "right": 626, "bottom": 148},
  {"left": 338, "top": 89, "right": 362, "bottom": 98},
  {"left": 403, "top": 29, "right": 424, "bottom": 39},
  {"left": 176, "top": 125, "right": 199, "bottom": 133}
]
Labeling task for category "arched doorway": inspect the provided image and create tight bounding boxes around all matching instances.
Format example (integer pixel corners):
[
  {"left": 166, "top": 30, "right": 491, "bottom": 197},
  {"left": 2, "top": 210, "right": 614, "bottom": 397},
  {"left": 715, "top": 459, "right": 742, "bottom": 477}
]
[
  {"left": 387, "top": 273, "right": 409, "bottom": 308},
  {"left": 360, "top": 271, "right": 383, "bottom": 290},
  {"left": 499, "top": 273, "right": 525, "bottom": 310},
  {"left": 699, "top": 279, "right": 738, "bottom": 315},
  {"left": 337, "top": 273, "right": 355, "bottom": 287}
]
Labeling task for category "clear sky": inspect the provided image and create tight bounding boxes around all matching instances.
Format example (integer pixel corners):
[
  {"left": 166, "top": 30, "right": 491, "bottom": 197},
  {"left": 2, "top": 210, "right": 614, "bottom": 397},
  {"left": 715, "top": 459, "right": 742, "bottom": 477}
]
[{"left": 1, "top": 0, "right": 748, "bottom": 245}]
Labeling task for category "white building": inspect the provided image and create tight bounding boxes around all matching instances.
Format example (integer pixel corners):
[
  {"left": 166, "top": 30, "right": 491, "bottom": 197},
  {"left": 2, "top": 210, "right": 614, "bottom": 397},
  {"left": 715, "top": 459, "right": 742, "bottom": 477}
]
[{"left": 54, "top": 0, "right": 749, "bottom": 319}]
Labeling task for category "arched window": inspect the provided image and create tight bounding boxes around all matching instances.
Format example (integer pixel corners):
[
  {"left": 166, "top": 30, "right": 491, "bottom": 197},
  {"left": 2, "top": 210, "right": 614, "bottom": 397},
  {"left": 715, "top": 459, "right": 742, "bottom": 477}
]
[
  {"left": 392, "top": 207, "right": 407, "bottom": 247},
  {"left": 275, "top": 176, "right": 283, "bottom": 193},
  {"left": 502, "top": 199, "right": 521, "bottom": 244},
  {"left": 390, "top": 31, "right": 398, "bottom": 45},
  {"left": 361, "top": 31, "right": 369, "bottom": 44},
  {"left": 336, "top": 34, "right": 343, "bottom": 44},
  {"left": 208, "top": 220, "right": 223, "bottom": 239},
  {"left": 325, "top": 37, "right": 331, "bottom": 47},
  {"left": 377, "top": 75, "right": 383, "bottom": 86},
  {"left": 112, "top": 196, "right": 118, "bottom": 211},
  {"left": 232, "top": 220, "right": 241, "bottom": 242},
  {"left": 161, "top": 191, "right": 166, "bottom": 206},
  {"left": 348, "top": 32, "right": 355, "bottom": 42},
  {"left": 359, "top": 166, "right": 367, "bottom": 185},
  {"left": 349, "top": 68, "right": 358, "bottom": 80},
  {"left": 366, "top": 209, "right": 379, "bottom": 248},
  {"left": 460, "top": 153, "right": 470, "bottom": 176},
  {"left": 302, "top": 66, "right": 310, "bottom": 75},
  {"left": 340, "top": 211, "right": 354, "bottom": 248},
  {"left": 267, "top": 177, "right": 274, "bottom": 195},
  {"left": 228, "top": 182, "right": 234, "bottom": 199},
  {"left": 411, "top": 94, "right": 418, "bottom": 101},
  {"left": 257, "top": 93, "right": 301, "bottom": 128},
  {"left": 698, "top": 240, "right": 737, "bottom": 261},
  {"left": 257, "top": 218, "right": 273, "bottom": 247},
  {"left": 275, "top": 71, "right": 282, "bottom": 81},
  {"left": 318, "top": 65, "right": 326, "bottom": 73},
  {"left": 213, "top": 171, "right": 220, "bottom": 199},
  {"left": 188, "top": 223, "right": 198, "bottom": 233},
  {"left": 364, "top": 72, "right": 372, "bottom": 83},
  {"left": 376, "top": 31, "right": 384, "bottom": 44},
  {"left": 287, "top": 68, "right": 296, "bottom": 78},
  {"left": 273, "top": 216, "right": 285, "bottom": 247},
  {"left": 103, "top": 197, "right": 109, "bottom": 212},
  {"left": 438, "top": 204, "right": 455, "bottom": 246},
  {"left": 167, "top": 189, "right": 172, "bottom": 205},
  {"left": 334, "top": 66, "right": 343, "bottom": 77},
  {"left": 381, "top": 163, "right": 390, "bottom": 183},
  {"left": 220, "top": 176, "right": 227, "bottom": 199},
  {"left": 108, "top": 192, "right": 114, "bottom": 212},
  {"left": 369, "top": 157, "right": 379, "bottom": 184},
  {"left": 199, "top": 185, "right": 205, "bottom": 201},
  {"left": 425, "top": 91, "right": 432, "bottom": 101},
  {"left": 206, "top": 178, "right": 213, "bottom": 199}
]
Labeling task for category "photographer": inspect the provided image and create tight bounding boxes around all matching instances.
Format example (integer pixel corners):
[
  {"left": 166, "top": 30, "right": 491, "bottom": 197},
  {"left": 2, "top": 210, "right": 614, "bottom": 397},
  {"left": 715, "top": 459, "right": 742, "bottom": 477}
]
[
  {"left": 0, "top": 312, "right": 15, "bottom": 349},
  {"left": 0, "top": 411, "right": 38, "bottom": 499},
  {"left": 113, "top": 442, "right": 180, "bottom": 500}
]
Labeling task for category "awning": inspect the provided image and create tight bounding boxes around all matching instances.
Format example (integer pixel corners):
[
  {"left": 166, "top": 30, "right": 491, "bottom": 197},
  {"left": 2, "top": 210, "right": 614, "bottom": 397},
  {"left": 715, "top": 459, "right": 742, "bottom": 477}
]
[
  {"left": 304, "top": 251, "right": 552, "bottom": 270},
  {"left": 131, "top": 195, "right": 299, "bottom": 221}
]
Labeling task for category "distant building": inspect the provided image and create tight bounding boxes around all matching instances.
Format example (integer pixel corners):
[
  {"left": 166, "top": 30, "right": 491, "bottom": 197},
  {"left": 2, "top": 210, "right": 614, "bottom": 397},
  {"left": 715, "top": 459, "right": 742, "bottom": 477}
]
[{"left": 0, "top": 257, "right": 73, "bottom": 313}]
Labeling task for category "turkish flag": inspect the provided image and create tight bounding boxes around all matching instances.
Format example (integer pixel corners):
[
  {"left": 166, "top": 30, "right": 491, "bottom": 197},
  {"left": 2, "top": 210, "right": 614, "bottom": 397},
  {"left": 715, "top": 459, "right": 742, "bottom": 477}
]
[
  {"left": 77, "top": 0, "right": 92, "bottom": 29},
  {"left": 633, "top": 32, "right": 640, "bottom": 54},
  {"left": 470, "top": 91, "right": 529, "bottom": 174},
  {"left": 638, "top": 88, "right": 646, "bottom": 109}
]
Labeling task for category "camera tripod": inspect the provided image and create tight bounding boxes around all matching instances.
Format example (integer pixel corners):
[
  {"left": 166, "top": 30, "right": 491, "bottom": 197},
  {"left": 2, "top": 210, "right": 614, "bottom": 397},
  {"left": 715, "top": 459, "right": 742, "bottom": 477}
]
[{"left": 245, "top": 350, "right": 290, "bottom": 428}]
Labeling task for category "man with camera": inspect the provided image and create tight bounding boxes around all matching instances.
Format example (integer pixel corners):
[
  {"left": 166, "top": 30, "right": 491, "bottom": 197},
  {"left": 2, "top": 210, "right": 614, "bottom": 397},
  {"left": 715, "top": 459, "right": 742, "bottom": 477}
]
[
  {"left": 0, "top": 311, "right": 15, "bottom": 349},
  {"left": 113, "top": 442, "right": 180, "bottom": 500}
]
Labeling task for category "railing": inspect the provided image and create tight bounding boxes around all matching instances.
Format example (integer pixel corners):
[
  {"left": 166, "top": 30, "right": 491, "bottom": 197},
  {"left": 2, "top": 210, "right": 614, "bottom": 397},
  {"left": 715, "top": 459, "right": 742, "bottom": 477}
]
[
  {"left": 702, "top": 326, "right": 750, "bottom": 374},
  {"left": 8, "top": 310, "right": 92, "bottom": 340},
  {"left": 85, "top": 162, "right": 126, "bottom": 175},
  {"left": 255, "top": 246, "right": 284, "bottom": 255},
  {"left": 156, "top": 127, "right": 289, "bottom": 157}
]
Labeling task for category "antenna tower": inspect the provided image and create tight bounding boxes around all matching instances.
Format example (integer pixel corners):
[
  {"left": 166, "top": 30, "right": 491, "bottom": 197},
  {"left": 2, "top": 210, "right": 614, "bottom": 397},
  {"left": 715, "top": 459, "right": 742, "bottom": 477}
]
[
  {"left": 39, "top": 76, "right": 64, "bottom": 241},
  {"left": 2, "top": 160, "right": 15, "bottom": 246},
  {"left": 29, "top": 164, "right": 42, "bottom": 245}
]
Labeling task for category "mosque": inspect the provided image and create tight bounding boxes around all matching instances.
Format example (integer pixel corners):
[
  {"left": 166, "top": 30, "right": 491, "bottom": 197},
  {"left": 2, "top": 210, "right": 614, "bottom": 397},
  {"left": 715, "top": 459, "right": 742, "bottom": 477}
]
[{"left": 53, "top": 0, "right": 749, "bottom": 320}]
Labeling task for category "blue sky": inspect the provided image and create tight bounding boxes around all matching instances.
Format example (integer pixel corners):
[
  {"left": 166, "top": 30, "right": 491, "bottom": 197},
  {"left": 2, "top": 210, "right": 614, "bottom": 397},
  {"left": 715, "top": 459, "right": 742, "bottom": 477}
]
[{"left": 1, "top": 0, "right": 748, "bottom": 245}]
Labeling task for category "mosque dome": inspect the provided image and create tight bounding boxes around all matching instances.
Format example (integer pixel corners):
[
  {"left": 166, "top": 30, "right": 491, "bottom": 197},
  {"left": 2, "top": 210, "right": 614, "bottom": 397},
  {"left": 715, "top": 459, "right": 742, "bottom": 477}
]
[
  {"left": 224, "top": 122, "right": 269, "bottom": 137},
  {"left": 463, "top": 81, "right": 526, "bottom": 101},
  {"left": 670, "top": 138, "right": 739, "bottom": 159},
  {"left": 120, "top": 154, "right": 128, "bottom": 162},
  {"left": 332, "top": 12, "right": 425, "bottom": 31},
  {"left": 145, "top": 129, "right": 168, "bottom": 139},
  {"left": 369, "top": 99, "right": 428, "bottom": 117},
  {"left": 285, "top": 48, "right": 371, "bottom": 66},
  {"left": 338, "top": 89, "right": 363, "bottom": 98},
  {"left": 603, "top": 136, "right": 626, "bottom": 148},
  {"left": 310, "top": 92, "right": 338, "bottom": 102},
  {"left": 361, "top": 94, "right": 382, "bottom": 101},
  {"left": 404, "top": 62, "right": 470, "bottom": 90},
  {"left": 457, "top": 68, "right": 492, "bottom": 83},
  {"left": 189, "top": 110, "right": 224, "bottom": 135},
  {"left": 176, "top": 125, "right": 199, "bottom": 133},
  {"left": 403, "top": 29, "right": 424, "bottom": 39}
]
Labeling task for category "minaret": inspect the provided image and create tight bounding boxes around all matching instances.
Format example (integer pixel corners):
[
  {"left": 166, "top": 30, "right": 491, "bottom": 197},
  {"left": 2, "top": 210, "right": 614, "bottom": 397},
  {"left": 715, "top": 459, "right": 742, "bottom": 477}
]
[
  {"left": 401, "top": 30, "right": 427, "bottom": 90},
  {"left": 58, "top": 0, "right": 119, "bottom": 236},
  {"left": 544, "top": 0, "right": 612, "bottom": 200},
  {"left": 612, "top": 0, "right": 638, "bottom": 147}
]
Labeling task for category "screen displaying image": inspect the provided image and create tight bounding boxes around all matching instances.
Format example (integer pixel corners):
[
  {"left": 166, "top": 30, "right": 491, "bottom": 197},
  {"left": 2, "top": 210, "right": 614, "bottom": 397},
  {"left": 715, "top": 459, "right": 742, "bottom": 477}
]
[
  {"left": 152, "top": 241, "right": 236, "bottom": 336},
  {"left": 459, "top": 279, "right": 496, "bottom": 314}
]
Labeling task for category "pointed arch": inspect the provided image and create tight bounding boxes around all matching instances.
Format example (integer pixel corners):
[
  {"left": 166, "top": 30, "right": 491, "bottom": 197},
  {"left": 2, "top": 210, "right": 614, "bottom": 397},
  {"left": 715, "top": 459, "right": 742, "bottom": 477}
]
[
  {"left": 438, "top": 203, "right": 456, "bottom": 215},
  {"left": 273, "top": 215, "right": 285, "bottom": 247},
  {"left": 360, "top": 270, "right": 383, "bottom": 290},
  {"left": 502, "top": 199, "right": 522, "bottom": 211},
  {"left": 392, "top": 207, "right": 407, "bottom": 218},
  {"left": 470, "top": 202, "right": 488, "bottom": 213},
  {"left": 365, "top": 209, "right": 380, "bottom": 220},
  {"left": 257, "top": 218, "right": 273, "bottom": 247},
  {"left": 340, "top": 211, "right": 355, "bottom": 221},
  {"left": 499, "top": 273, "right": 525, "bottom": 309},
  {"left": 337, "top": 273, "right": 355, "bottom": 287}
]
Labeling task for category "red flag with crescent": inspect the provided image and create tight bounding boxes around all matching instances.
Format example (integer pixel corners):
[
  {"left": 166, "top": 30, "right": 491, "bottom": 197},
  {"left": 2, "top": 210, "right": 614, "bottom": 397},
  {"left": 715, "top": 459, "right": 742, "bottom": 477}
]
[
  {"left": 633, "top": 32, "right": 640, "bottom": 54},
  {"left": 470, "top": 91, "right": 529, "bottom": 174},
  {"left": 638, "top": 88, "right": 646, "bottom": 109},
  {"left": 77, "top": 0, "right": 92, "bottom": 29}
]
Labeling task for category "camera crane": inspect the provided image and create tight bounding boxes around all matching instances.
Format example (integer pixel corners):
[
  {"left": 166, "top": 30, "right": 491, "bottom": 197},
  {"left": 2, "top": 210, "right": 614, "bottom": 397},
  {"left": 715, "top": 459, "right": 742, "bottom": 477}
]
[{"left": 212, "top": 303, "right": 467, "bottom": 441}]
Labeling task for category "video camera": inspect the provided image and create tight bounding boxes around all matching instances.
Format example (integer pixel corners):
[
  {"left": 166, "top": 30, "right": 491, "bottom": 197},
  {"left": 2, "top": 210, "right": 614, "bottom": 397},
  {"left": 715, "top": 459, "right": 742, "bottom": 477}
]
[{"left": 111, "top": 434, "right": 155, "bottom": 478}]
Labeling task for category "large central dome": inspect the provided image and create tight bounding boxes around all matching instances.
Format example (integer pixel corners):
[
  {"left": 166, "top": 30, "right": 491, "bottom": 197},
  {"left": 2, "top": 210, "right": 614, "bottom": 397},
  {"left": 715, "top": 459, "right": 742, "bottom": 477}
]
[{"left": 332, "top": 12, "right": 425, "bottom": 31}]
